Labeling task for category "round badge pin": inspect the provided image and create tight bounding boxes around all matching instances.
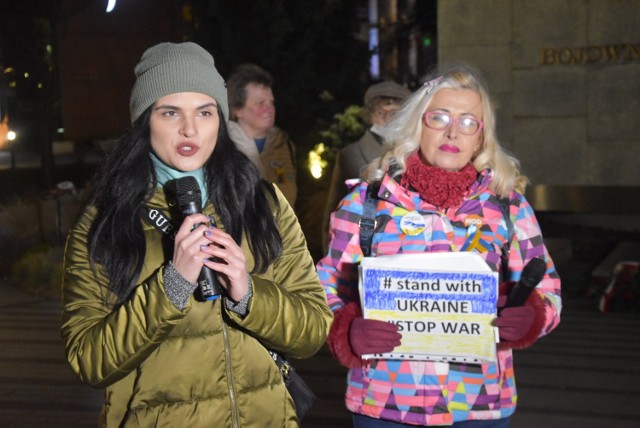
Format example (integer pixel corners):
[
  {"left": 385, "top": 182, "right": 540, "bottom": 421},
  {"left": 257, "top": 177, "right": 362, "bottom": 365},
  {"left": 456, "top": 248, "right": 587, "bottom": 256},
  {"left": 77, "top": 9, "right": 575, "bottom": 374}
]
[{"left": 400, "top": 211, "right": 426, "bottom": 235}]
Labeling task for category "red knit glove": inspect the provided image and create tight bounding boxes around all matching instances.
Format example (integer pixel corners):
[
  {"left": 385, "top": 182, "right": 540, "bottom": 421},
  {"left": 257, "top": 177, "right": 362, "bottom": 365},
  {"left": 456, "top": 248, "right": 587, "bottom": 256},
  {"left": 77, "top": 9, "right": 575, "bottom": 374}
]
[
  {"left": 495, "top": 282, "right": 547, "bottom": 350},
  {"left": 326, "top": 302, "right": 401, "bottom": 369},
  {"left": 349, "top": 317, "right": 401, "bottom": 356},
  {"left": 495, "top": 296, "right": 535, "bottom": 341}
]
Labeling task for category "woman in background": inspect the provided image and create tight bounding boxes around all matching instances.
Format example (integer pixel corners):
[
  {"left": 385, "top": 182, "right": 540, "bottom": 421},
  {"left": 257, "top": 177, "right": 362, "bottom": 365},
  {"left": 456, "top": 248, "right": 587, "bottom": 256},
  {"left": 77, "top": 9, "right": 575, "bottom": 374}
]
[{"left": 226, "top": 64, "right": 298, "bottom": 207}]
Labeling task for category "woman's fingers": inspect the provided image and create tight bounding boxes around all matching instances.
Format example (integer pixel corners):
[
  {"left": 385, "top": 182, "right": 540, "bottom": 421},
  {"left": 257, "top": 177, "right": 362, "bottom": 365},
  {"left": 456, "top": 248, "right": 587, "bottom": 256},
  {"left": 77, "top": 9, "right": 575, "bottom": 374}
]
[
  {"left": 202, "top": 227, "right": 248, "bottom": 301},
  {"left": 171, "top": 221, "right": 250, "bottom": 302},
  {"left": 171, "top": 214, "right": 213, "bottom": 283},
  {"left": 173, "top": 213, "right": 210, "bottom": 241}
]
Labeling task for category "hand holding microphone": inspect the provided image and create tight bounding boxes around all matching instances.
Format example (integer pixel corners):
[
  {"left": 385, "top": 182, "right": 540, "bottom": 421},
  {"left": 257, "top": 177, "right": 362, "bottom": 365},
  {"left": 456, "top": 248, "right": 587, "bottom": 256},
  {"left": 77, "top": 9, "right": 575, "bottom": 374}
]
[
  {"left": 174, "top": 177, "right": 223, "bottom": 301},
  {"left": 495, "top": 257, "right": 546, "bottom": 343},
  {"left": 504, "top": 257, "right": 547, "bottom": 308},
  {"left": 173, "top": 176, "right": 249, "bottom": 303},
  {"left": 495, "top": 302, "right": 535, "bottom": 342}
]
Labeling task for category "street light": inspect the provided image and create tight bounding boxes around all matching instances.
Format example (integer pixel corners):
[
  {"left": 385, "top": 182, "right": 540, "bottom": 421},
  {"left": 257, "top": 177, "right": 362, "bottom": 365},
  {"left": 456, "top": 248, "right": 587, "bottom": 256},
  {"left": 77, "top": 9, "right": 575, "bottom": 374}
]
[
  {"left": 106, "top": 0, "right": 117, "bottom": 13},
  {"left": 4, "top": 129, "right": 17, "bottom": 169}
]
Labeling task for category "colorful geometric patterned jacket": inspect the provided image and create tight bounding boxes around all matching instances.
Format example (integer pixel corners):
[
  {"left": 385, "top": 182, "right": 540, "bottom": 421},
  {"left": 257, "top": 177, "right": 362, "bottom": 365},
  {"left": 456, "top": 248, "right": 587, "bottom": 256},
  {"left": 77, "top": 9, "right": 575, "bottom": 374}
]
[{"left": 317, "top": 168, "right": 562, "bottom": 426}]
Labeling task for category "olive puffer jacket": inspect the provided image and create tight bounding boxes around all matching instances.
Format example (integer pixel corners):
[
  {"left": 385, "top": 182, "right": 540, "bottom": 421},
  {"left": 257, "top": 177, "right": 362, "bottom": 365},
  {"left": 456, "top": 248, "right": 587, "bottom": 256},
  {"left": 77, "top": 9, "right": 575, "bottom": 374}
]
[{"left": 61, "top": 186, "right": 332, "bottom": 427}]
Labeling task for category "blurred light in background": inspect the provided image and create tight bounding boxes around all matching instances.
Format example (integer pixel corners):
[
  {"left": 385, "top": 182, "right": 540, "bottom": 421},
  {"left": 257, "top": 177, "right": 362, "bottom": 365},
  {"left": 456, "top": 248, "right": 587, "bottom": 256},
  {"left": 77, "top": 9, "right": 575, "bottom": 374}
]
[{"left": 308, "top": 143, "right": 328, "bottom": 179}]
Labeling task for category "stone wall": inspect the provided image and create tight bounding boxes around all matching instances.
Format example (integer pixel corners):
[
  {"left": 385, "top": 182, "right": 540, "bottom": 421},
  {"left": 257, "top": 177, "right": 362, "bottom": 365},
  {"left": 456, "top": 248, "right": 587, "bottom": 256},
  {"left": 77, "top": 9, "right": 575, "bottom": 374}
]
[{"left": 438, "top": 0, "right": 640, "bottom": 186}]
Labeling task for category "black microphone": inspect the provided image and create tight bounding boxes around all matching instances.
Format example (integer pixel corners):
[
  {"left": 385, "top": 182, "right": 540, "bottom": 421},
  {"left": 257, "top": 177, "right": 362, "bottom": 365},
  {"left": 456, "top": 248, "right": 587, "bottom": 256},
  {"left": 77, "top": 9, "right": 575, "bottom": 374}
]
[
  {"left": 175, "top": 176, "right": 223, "bottom": 301},
  {"left": 505, "top": 257, "right": 546, "bottom": 308}
]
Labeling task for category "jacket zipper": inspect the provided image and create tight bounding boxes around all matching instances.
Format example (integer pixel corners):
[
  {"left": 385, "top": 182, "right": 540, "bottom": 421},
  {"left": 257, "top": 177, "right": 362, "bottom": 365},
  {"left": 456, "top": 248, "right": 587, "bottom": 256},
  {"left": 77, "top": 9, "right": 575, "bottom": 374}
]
[{"left": 222, "top": 316, "right": 239, "bottom": 428}]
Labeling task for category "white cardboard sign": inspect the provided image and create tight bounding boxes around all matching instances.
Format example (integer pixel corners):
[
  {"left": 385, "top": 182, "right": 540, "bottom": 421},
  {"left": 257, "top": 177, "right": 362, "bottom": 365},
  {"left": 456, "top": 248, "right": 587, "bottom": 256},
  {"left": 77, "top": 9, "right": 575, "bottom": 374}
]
[{"left": 358, "top": 252, "right": 499, "bottom": 364}]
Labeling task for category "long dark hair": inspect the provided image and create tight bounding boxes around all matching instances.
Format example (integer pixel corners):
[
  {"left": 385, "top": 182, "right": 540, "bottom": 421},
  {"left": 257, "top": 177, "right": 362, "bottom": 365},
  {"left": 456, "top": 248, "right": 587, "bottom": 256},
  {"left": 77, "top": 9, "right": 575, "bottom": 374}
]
[{"left": 86, "top": 106, "right": 283, "bottom": 306}]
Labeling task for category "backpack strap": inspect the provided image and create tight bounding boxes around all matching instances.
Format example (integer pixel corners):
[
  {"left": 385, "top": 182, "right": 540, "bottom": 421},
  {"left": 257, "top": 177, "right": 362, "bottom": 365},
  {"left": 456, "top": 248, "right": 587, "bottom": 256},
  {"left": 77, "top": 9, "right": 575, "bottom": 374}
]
[
  {"left": 496, "top": 195, "right": 514, "bottom": 281},
  {"left": 359, "top": 183, "right": 380, "bottom": 257},
  {"left": 358, "top": 179, "right": 515, "bottom": 265},
  {"left": 496, "top": 196, "right": 514, "bottom": 254}
]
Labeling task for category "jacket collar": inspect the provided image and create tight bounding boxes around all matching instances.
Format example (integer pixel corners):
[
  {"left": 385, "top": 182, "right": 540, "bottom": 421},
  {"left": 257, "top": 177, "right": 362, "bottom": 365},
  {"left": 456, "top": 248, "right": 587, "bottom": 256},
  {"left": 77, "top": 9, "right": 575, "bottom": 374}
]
[{"left": 145, "top": 186, "right": 177, "bottom": 214}]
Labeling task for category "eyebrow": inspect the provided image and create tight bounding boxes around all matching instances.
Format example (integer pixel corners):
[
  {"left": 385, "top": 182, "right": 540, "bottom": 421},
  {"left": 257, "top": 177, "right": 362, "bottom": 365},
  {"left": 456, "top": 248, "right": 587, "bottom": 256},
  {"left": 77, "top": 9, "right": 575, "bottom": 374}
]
[
  {"left": 431, "top": 108, "right": 479, "bottom": 117},
  {"left": 155, "top": 102, "right": 218, "bottom": 111}
]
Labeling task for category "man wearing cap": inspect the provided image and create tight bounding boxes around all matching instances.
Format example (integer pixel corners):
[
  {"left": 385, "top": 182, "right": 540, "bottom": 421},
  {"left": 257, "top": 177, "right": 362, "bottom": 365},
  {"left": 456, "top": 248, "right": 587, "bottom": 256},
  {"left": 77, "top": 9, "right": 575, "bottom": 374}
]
[{"left": 322, "top": 81, "right": 410, "bottom": 252}]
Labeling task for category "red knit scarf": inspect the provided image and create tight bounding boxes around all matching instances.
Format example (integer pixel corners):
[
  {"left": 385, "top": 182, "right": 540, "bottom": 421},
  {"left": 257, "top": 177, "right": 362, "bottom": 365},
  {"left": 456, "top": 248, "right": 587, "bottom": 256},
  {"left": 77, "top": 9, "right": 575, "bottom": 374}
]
[{"left": 400, "top": 152, "right": 478, "bottom": 209}]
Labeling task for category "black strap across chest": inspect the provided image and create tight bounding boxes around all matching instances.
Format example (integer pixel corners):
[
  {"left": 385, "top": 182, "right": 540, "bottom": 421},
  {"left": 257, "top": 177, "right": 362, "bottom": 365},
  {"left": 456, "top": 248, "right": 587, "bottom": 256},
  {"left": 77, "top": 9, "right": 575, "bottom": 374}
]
[
  {"left": 358, "top": 185, "right": 514, "bottom": 261},
  {"left": 141, "top": 207, "right": 178, "bottom": 240},
  {"left": 359, "top": 183, "right": 380, "bottom": 257}
]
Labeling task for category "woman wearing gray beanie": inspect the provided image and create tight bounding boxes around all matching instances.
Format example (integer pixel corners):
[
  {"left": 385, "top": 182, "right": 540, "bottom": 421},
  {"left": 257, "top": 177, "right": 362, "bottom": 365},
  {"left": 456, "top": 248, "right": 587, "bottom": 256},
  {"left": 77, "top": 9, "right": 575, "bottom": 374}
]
[{"left": 61, "top": 41, "right": 332, "bottom": 427}]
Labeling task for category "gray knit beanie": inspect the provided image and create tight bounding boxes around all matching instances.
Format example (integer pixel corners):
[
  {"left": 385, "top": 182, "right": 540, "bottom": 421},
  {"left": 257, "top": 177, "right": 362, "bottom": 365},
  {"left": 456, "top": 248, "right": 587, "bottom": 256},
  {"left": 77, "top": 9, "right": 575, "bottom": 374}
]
[{"left": 129, "top": 42, "right": 228, "bottom": 123}]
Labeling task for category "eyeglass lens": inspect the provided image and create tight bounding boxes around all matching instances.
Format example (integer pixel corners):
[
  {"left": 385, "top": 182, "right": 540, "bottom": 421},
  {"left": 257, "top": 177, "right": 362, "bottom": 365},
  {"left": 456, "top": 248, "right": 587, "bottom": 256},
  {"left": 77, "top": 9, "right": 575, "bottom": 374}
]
[{"left": 425, "top": 112, "right": 481, "bottom": 135}]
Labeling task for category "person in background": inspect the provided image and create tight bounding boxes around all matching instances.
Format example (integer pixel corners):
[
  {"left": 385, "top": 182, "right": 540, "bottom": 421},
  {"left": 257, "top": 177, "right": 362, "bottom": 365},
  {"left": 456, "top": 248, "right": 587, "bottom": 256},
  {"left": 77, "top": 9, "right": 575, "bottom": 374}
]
[
  {"left": 61, "top": 42, "right": 332, "bottom": 427},
  {"left": 323, "top": 81, "right": 410, "bottom": 252},
  {"left": 317, "top": 64, "right": 561, "bottom": 427},
  {"left": 226, "top": 64, "right": 298, "bottom": 207}
]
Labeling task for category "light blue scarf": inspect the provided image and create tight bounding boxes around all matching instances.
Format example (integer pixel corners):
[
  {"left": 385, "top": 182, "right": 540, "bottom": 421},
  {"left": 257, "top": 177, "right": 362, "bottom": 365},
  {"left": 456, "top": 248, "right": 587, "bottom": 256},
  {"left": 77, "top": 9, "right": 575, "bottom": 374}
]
[{"left": 151, "top": 153, "right": 208, "bottom": 207}]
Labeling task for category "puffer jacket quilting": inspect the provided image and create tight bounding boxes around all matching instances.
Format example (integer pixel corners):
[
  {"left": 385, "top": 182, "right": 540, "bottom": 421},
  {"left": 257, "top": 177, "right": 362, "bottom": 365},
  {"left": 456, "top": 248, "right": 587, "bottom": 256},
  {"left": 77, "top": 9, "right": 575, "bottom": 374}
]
[{"left": 62, "top": 186, "right": 332, "bottom": 427}]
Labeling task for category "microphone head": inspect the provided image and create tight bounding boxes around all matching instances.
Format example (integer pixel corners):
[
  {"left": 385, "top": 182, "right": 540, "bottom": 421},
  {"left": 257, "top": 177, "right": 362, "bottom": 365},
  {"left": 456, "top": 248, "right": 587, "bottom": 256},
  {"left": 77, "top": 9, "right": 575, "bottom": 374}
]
[
  {"left": 175, "top": 176, "right": 202, "bottom": 214},
  {"left": 520, "top": 257, "right": 547, "bottom": 288}
]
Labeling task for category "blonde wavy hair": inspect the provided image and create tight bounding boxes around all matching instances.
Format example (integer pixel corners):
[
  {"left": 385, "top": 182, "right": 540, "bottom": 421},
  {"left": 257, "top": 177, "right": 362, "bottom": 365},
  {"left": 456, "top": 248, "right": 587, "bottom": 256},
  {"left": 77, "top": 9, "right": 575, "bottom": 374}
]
[{"left": 365, "top": 64, "right": 527, "bottom": 197}]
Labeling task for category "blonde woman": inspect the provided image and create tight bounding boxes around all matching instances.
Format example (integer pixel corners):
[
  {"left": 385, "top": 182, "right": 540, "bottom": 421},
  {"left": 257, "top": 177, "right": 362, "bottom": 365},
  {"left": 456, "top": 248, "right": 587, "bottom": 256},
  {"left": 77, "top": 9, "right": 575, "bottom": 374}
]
[{"left": 318, "top": 65, "right": 561, "bottom": 427}]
